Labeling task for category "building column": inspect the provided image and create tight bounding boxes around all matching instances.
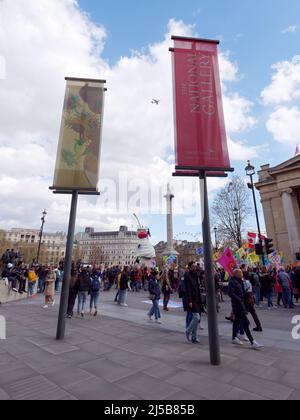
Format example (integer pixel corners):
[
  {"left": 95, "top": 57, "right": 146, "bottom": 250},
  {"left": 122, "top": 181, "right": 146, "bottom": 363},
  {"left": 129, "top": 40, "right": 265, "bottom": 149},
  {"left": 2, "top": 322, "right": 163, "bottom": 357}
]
[
  {"left": 281, "top": 189, "right": 300, "bottom": 257},
  {"left": 164, "top": 184, "right": 178, "bottom": 256}
]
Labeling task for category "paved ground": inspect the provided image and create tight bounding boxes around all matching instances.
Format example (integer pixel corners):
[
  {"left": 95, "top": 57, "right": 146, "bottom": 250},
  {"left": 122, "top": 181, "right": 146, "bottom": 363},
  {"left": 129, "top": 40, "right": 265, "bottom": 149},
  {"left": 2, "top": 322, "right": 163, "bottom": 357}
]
[{"left": 0, "top": 289, "right": 299, "bottom": 400}]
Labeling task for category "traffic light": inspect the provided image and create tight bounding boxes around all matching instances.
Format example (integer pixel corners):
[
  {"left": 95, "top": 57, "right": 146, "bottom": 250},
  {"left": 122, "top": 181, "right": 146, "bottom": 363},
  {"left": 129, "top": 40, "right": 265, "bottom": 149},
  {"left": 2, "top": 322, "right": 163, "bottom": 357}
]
[
  {"left": 255, "top": 243, "right": 263, "bottom": 256},
  {"left": 265, "top": 238, "right": 275, "bottom": 255}
]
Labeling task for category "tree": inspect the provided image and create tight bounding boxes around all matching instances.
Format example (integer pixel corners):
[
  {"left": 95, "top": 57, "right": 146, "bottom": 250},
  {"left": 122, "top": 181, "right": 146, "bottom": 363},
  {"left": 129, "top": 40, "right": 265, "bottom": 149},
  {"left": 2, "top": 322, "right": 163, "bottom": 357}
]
[{"left": 211, "top": 176, "right": 251, "bottom": 249}]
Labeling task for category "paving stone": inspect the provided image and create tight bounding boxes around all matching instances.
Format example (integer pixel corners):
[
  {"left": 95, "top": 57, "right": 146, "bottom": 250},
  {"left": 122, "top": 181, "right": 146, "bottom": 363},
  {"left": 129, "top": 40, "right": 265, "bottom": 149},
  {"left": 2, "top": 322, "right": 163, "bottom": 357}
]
[
  {"left": 185, "top": 377, "right": 233, "bottom": 400},
  {"left": 287, "top": 390, "right": 300, "bottom": 400},
  {"left": 20, "top": 350, "right": 72, "bottom": 375},
  {"left": 166, "top": 390, "right": 205, "bottom": 400},
  {"left": 4, "top": 375, "right": 70, "bottom": 400},
  {"left": 0, "top": 388, "right": 10, "bottom": 400},
  {"left": 176, "top": 362, "right": 238, "bottom": 384},
  {"left": 79, "top": 358, "right": 138, "bottom": 383},
  {"left": 238, "top": 350, "right": 279, "bottom": 367},
  {"left": 142, "top": 362, "right": 181, "bottom": 381},
  {"left": 280, "top": 372, "right": 300, "bottom": 390},
  {"left": 230, "top": 373, "right": 294, "bottom": 400},
  {"left": 25, "top": 337, "right": 79, "bottom": 355},
  {"left": 80, "top": 341, "right": 117, "bottom": 357},
  {"left": 66, "top": 376, "right": 136, "bottom": 400},
  {"left": 221, "top": 387, "right": 266, "bottom": 400},
  {"left": 117, "top": 373, "right": 181, "bottom": 400},
  {"left": 46, "top": 367, "right": 97, "bottom": 390},
  {"left": 106, "top": 349, "right": 158, "bottom": 370},
  {"left": 0, "top": 337, "right": 42, "bottom": 356},
  {"left": 0, "top": 365, "right": 37, "bottom": 386}
]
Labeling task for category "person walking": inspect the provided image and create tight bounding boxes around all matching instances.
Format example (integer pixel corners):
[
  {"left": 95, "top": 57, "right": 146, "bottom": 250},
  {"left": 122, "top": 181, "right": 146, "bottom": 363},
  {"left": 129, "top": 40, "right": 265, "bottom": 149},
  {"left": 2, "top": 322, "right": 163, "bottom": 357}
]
[
  {"left": 118, "top": 267, "right": 129, "bottom": 307},
  {"left": 185, "top": 262, "right": 203, "bottom": 344},
  {"left": 76, "top": 268, "right": 91, "bottom": 318},
  {"left": 261, "top": 267, "right": 274, "bottom": 309},
  {"left": 278, "top": 267, "right": 294, "bottom": 309},
  {"left": 43, "top": 267, "right": 56, "bottom": 309},
  {"left": 148, "top": 271, "right": 162, "bottom": 324},
  {"left": 178, "top": 266, "right": 193, "bottom": 330},
  {"left": 90, "top": 269, "right": 101, "bottom": 317},
  {"left": 67, "top": 265, "right": 79, "bottom": 319},
  {"left": 251, "top": 267, "right": 262, "bottom": 308},
  {"left": 228, "top": 269, "right": 263, "bottom": 349},
  {"left": 27, "top": 267, "right": 38, "bottom": 297},
  {"left": 161, "top": 269, "right": 173, "bottom": 311},
  {"left": 243, "top": 276, "right": 263, "bottom": 332}
]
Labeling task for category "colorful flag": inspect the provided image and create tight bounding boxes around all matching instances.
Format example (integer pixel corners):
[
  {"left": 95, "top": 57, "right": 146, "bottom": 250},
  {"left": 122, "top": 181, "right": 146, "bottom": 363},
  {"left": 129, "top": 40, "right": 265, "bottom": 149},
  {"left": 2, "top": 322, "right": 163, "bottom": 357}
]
[
  {"left": 247, "top": 253, "right": 260, "bottom": 264},
  {"left": 247, "top": 232, "right": 257, "bottom": 249},
  {"left": 235, "top": 247, "right": 246, "bottom": 260},
  {"left": 218, "top": 248, "right": 237, "bottom": 276}
]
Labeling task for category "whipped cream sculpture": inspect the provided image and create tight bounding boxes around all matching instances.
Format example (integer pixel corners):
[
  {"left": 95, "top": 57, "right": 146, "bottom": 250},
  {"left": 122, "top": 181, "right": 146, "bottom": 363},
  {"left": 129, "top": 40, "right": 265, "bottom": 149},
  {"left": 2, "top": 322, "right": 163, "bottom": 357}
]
[{"left": 135, "top": 230, "right": 156, "bottom": 267}]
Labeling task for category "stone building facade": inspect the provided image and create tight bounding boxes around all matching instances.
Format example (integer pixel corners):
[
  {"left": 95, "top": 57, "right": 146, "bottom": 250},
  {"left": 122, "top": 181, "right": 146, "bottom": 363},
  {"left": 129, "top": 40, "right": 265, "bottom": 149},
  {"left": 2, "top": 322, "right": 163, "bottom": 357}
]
[
  {"left": 255, "top": 155, "right": 300, "bottom": 263},
  {"left": 3, "top": 228, "right": 66, "bottom": 265},
  {"left": 77, "top": 226, "right": 138, "bottom": 267}
]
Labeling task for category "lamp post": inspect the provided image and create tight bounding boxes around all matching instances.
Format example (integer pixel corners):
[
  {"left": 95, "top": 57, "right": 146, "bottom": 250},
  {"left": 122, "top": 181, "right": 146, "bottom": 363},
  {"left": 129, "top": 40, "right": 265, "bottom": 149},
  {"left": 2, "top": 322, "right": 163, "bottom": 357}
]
[
  {"left": 213, "top": 227, "right": 218, "bottom": 252},
  {"left": 245, "top": 161, "right": 265, "bottom": 264},
  {"left": 36, "top": 210, "right": 47, "bottom": 264},
  {"left": 233, "top": 207, "right": 242, "bottom": 248}
]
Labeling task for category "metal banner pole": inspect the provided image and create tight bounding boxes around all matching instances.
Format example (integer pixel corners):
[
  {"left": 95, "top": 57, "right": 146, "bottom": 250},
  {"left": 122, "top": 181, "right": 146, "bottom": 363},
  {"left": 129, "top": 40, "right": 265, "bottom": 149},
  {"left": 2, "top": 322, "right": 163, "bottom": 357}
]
[
  {"left": 199, "top": 172, "right": 221, "bottom": 366},
  {"left": 56, "top": 190, "right": 79, "bottom": 340}
]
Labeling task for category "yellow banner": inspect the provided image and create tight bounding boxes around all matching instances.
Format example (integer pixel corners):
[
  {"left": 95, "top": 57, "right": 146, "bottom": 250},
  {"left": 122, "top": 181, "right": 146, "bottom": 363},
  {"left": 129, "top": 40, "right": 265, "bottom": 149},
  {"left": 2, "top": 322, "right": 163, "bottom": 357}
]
[
  {"left": 247, "top": 253, "right": 260, "bottom": 264},
  {"left": 52, "top": 78, "right": 106, "bottom": 191}
]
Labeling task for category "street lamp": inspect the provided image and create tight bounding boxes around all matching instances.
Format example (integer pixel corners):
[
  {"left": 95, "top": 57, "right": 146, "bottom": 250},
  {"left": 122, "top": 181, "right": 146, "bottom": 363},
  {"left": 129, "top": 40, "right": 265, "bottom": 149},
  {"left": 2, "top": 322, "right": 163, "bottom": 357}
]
[
  {"left": 245, "top": 161, "right": 265, "bottom": 264},
  {"left": 36, "top": 210, "right": 47, "bottom": 264},
  {"left": 213, "top": 227, "right": 218, "bottom": 252},
  {"left": 233, "top": 207, "right": 242, "bottom": 248}
]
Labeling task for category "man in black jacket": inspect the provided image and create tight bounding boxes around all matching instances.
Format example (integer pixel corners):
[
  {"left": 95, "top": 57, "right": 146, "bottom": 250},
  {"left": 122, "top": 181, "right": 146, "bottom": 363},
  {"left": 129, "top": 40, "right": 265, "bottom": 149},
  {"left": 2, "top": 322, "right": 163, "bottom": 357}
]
[
  {"left": 185, "top": 262, "right": 203, "bottom": 344},
  {"left": 228, "top": 269, "right": 263, "bottom": 349}
]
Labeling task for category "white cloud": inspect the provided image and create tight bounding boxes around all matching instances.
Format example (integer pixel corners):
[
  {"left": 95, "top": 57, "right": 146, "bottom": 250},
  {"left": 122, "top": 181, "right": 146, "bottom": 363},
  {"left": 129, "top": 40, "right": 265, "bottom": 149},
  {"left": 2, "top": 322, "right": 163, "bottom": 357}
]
[
  {"left": 261, "top": 58, "right": 300, "bottom": 105},
  {"left": 262, "top": 56, "right": 300, "bottom": 147},
  {"left": 266, "top": 106, "right": 300, "bottom": 146},
  {"left": 281, "top": 25, "right": 297, "bottom": 34},
  {"left": 0, "top": 0, "right": 258, "bottom": 235}
]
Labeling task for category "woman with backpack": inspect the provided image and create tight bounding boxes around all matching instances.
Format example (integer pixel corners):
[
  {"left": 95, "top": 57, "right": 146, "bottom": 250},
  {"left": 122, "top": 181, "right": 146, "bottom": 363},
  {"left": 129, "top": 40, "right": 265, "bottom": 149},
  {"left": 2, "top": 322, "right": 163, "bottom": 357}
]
[{"left": 90, "top": 269, "right": 101, "bottom": 317}]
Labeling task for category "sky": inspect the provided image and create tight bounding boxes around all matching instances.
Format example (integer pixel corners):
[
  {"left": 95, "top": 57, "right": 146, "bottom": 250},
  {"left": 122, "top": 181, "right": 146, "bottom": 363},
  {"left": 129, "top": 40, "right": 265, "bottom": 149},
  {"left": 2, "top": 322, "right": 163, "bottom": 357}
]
[{"left": 0, "top": 0, "right": 300, "bottom": 246}]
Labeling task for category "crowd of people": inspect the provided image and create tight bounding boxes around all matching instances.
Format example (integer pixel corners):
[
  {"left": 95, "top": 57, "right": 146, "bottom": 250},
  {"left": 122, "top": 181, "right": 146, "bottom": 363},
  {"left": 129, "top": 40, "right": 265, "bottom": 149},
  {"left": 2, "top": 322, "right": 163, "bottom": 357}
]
[{"left": 1, "top": 249, "right": 299, "bottom": 350}]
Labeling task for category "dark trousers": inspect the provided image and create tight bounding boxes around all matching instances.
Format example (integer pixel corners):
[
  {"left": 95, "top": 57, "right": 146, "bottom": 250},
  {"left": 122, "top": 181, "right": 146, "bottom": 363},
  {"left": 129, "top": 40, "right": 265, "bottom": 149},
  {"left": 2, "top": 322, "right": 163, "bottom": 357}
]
[
  {"left": 9, "top": 277, "right": 18, "bottom": 289},
  {"left": 163, "top": 293, "right": 171, "bottom": 309},
  {"left": 67, "top": 289, "right": 77, "bottom": 317},
  {"left": 247, "top": 305, "right": 262, "bottom": 330},
  {"left": 233, "top": 313, "right": 254, "bottom": 343},
  {"left": 18, "top": 277, "right": 27, "bottom": 293}
]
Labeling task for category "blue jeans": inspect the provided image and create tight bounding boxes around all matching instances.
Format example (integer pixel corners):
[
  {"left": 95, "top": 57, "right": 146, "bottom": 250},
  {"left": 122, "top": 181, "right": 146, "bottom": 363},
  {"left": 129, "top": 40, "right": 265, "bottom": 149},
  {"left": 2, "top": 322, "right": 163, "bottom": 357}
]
[
  {"left": 186, "top": 312, "right": 193, "bottom": 329},
  {"left": 282, "top": 287, "right": 292, "bottom": 308},
  {"left": 186, "top": 313, "right": 200, "bottom": 341},
  {"left": 90, "top": 292, "right": 100, "bottom": 311},
  {"left": 254, "top": 287, "right": 261, "bottom": 306},
  {"left": 149, "top": 299, "right": 161, "bottom": 320},
  {"left": 77, "top": 291, "right": 88, "bottom": 314},
  {"left": 265, "top": 291, "right": 273, "bottom": 307},
  {"left": 28, "top": 282, "right": 35, "bottom": 296},
  {"left": 38, "top": 278, "right": 45, "bottom": 293}
]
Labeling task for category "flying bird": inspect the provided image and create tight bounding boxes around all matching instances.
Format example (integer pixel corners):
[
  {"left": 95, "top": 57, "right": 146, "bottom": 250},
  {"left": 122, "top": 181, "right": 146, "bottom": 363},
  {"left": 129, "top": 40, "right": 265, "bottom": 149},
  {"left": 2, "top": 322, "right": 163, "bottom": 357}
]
[{"left": 151, "top": 99, "right": 160, "bottom": 105}]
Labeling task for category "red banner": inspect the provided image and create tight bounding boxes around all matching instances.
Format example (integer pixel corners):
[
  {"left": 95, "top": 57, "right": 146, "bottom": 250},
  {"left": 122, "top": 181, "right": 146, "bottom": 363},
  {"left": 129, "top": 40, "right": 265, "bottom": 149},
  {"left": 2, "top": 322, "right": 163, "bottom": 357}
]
[{"left": 171, "top": 36, "right": 232, "bottom": 172}]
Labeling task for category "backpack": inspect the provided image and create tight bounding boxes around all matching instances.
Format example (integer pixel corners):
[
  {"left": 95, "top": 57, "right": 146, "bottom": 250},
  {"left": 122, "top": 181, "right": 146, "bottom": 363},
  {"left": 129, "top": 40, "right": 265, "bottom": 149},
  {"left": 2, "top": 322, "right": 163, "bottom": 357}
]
[{"left": 91, "top": 277, "right": 101, "bottom": 292}]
